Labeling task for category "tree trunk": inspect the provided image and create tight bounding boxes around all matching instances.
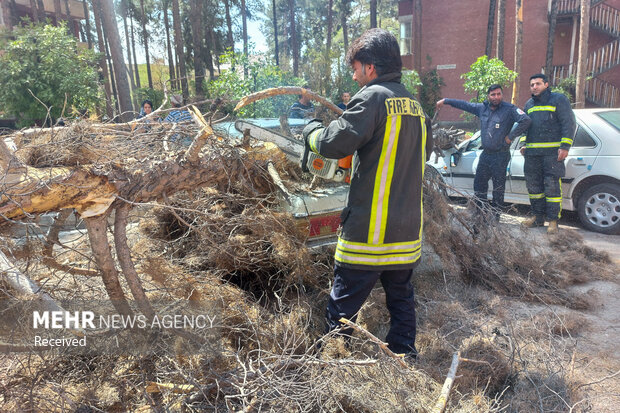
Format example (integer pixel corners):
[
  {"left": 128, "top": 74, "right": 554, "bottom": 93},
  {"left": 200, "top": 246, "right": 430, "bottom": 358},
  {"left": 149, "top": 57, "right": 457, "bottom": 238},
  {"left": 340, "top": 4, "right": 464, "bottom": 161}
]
[
  {"left": 325, "top": 0, "right": 334, "bottom": 94},
  {"left": 130, "top": 10, "right": 141, "bottom": 89},
  {"left": 370, "top": 0, "right": 377, "bottom": 28},
  {"left": 496, "top": 0, "right": 505, "bottom": 60},
  {"left": 91, "top": 0, "right": 114, "bottom": 118},
  {"left": 54, "top": 0, "right": 62, "bottom": 25},
  {"left": 546, "top": 0, "right": 559, "bottom": 78},
  {"left": 163, "top": 0, "right": 176, "bottom": 90},
  {"left": 341, "top": 0, "right": 349, "bottom": 54},
  {"left": 82, "top": 0, "right": 93, "bottom": 49},
  {"left": 413, "top": 0, "right": 422, "bottom": 72},
  {"left": 242, "top": 0, "right": 249, "bottom": 77},
  {"left": 272, "top": 0, "right": 279, "bottom": 66},
  {"left": 205, "top": 26, "right": 215, "bottom": 79},
  {"left": 29, "top": 0, "right": 39, "bottom": 23},
  {"left": 190, "top": 0, "right": 206, "bottom": 98},
  {"left": 104, "top": 28, "right": 120, "bottom": 114},
  {"left": 139, "top": 0, "right": 153, "bottom": 89},
  {"left": 224, "top": 0, "right": 234, "bottom": 50},
  {"left": 98, "top": 0, "right": 134, "bottom": 120},
  {"left": 2, "top": 0, "right": 14, "bottom": 29},
  {"left": 122, "top": 0, "right": 136, "bottom": 91},
  {"left": 172, "top": 0, "right": 189, "bottom": 99},
  {"left": 36, "top": 0, "right": 45, "bottom": 22},
  {"left": 485, "top": 0, "right": 497, "bottom": 57},
  {"left": 63, "top": 0, "right": 75, "bottom": 36},
  {"left": 575, "top": 0, "right": 590, "bottom": 108},
  {"left": 289, "top": 0, "right": 299, "bottom": 77},
  {"left": 511, "top": 0, "right": 523, "bottom": 105}
]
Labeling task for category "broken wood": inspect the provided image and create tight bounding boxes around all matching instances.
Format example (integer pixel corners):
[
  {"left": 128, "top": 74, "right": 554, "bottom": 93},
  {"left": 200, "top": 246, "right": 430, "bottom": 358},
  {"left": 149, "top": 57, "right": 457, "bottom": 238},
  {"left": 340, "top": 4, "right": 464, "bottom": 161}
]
[
  {"left": 431, "top": 351, "right": 461, "bottom": 413},
  {"left": 234, "top": 87, "right": 344, "bottom": 115}
]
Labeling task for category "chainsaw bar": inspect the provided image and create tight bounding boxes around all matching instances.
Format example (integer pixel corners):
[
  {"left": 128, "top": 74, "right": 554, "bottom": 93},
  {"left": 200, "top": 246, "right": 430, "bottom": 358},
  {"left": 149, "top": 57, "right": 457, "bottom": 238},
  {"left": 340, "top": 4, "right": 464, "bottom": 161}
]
[{"left": 235, "top": 120, "right": 305, "bottom": 161}]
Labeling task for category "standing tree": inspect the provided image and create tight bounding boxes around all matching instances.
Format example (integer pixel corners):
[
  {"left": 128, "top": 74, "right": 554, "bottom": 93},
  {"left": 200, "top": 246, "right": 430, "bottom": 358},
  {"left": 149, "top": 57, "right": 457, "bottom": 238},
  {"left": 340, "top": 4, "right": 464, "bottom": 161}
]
[
  {"left": 370, "top": 0, "right": 376, "bottom": 28},
  {"left": 288, "top": 0, "right": 299, "bottom": 76},
  {"left": 324, "top": 0, "right": 334, "bottom": 93},
  {"left": 242, "top": 0, "right": 249, "bottom": 77},
  {"left": 98, "top": 0, "right": 134, "bottom": 120},
  {"left": 413, "top": 0, "right": 422, "bottom": 73},
  {"left": 139, "top": 0, "right": 153, "bottom": 89},
  {"left": 0, "top": 24, "right": 100, "bottom": 127},
  {"left": 91, "top": 0, "right": 114, "bottom": 118},
  {"left": 121, "top": 0, "right": 136, "bottom": 91},
  {"left": 511, "top": 0, "right": 523, "bottom": 105},
  {"left": 485, "top": 0, "right": 497, "bottom": 57},
  {"left": 496, "top": 0, "right": 505, "bottom": 60},
  {"left": 224, "top": 0, "right": 234, "bottom": 50},
  {"left": 461, "top": 55, "right": 517, "bottom": 102},
  {"left": 190, "top": 0, "right": 206, "bottom": 97},
  {"left": 272, "top": 0, "right": 280, "bottom": 65},
  {"left": 28, "top": 0, "right": 40, "bottom": 23},
  {"left": 340, "top": 0, "right": 350, "bottom": 53},
  {"left": 129, "top": 8, "right": 141, "bottom": 89},
  {"left": 171, "top": 0, "right": 189, "bottom": 98},
  {"left": 575, "top": 0, "right": 590, "bottom": 108},
  {"left": 162, "top": 0, "right": 176, "bottom": 89},
  {"left": 545, "top": 0, "right": 559, "bottom": 77},
  {"left": 54, "top": 0, "right": 62, "bottom": 24}
]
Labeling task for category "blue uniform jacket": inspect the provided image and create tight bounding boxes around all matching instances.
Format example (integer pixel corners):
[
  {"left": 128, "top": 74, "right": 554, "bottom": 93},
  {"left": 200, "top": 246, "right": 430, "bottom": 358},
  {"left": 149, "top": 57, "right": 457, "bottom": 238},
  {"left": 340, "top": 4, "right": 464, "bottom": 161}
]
[{"left": 444, "top": 99, "right": 531, "bottom": 152}]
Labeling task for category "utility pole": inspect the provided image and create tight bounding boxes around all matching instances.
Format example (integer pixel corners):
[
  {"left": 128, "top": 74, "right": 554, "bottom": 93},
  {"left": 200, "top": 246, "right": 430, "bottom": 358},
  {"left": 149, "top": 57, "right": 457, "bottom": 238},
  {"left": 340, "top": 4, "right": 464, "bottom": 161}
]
[{"left": 575, "top": 0, "right": 590, "bottom": 108}]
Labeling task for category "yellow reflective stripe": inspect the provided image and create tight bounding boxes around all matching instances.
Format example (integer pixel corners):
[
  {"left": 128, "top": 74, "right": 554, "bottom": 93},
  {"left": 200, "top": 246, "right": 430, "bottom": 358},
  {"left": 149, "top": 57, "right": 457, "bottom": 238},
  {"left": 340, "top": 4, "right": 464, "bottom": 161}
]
[
  {"left": 338, "top": 237, "right": 421, "bottom": 252},
  {"left": 527, "top": 105, "right": 556, "bottom": 114},
  {"left": 519, "top": 136, "right": 527, "bottom": 142},
  {"left": 529, "top": 193, "right": 545, "bottom": 199},
  {"left": 368, "top": 115, "right": 401, "bottom": 244},
  {"left": 419, "top": 114, "right": 427, "bottom": 240},
  {"left": 560, "top": 137, "right": 573, "bottom": 145},
  {"left": 546, "top": 197, "right": 562, "bottom": 203},
  {"left": 525, "top": 142, "right": 561, "bottom": 148},
  {"left": 559, "top": 178, "right": 563, "bottom": 219},
  {"left": 335, "top": 249, "right": 421, "bottom": 266},
  {"left": 308, "top": 129, "right": 322, "bottom": 153}
]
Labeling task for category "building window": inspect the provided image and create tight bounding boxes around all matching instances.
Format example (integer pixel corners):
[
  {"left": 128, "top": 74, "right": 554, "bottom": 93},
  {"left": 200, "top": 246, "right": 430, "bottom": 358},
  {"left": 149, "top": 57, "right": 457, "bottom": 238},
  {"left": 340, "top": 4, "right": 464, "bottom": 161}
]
[{"left": 399, "top": 15, "right": 412, "bottom": 55}]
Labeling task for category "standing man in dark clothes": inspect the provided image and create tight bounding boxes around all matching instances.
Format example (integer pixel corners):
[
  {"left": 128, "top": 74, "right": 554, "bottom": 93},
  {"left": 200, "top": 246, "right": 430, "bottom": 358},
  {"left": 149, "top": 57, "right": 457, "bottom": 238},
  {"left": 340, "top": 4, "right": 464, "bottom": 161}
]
[
  {"left": 521, "top": 73, "right": 576, "bottom": 234},
  {"left": 289, "top": 85, "right": 315, "bottom": 118},
  {"left": 436, "top": 85, "right": 531, "bottom": 219},
  {"left": 337, "top": 91, "right": 351, "bottom": 110},
  {"left": 303, "top": 29, "right": 433, "bottom": 359}
]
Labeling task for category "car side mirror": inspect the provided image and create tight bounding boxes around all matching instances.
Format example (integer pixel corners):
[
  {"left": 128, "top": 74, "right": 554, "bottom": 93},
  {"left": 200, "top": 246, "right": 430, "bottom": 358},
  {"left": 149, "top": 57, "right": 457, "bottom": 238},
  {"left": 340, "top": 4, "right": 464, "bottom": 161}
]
[{"left": 450, "top": 152, "right": 461, "bottom": 167}]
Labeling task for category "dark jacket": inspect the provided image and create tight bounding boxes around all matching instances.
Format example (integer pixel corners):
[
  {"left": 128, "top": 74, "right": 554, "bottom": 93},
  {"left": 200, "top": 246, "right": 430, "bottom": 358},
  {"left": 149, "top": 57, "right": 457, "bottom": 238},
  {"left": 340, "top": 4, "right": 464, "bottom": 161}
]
[
  {"left": 303, "top": 72, "right": 434, "bottom": 271},
  {"left": 289, "top": 101, "right": 315, "bottom": 118},
  {"left": 523, "top": 88, "right": 576, "bottom": 156},
  {"left": 444, "top": 99, "right": 531, "bottom": 152}
]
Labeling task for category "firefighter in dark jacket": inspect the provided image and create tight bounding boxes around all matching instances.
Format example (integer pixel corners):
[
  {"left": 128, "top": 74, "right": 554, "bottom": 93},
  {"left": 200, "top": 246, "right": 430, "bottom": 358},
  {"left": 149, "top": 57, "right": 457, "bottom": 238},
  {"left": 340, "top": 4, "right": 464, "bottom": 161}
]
[
  {"left": 436, "top": 85, "right": 531, "bottom": 219},
  {"left": 521, "top": 73, "right": 576, "bottom": 233},
  {"left": 302, "top": 29, "right": 433, "bottom": 359}
]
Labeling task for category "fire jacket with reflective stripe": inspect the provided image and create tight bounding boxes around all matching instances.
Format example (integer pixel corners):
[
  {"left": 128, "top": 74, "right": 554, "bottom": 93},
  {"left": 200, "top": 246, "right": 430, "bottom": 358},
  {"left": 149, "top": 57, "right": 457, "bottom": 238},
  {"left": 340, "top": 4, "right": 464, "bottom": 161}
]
[
  {"left": 305, "top": 72, "right": 434, "bottom": 271},
  {"left": 523, "top": 88, "right": 576, "bottom": 156}
]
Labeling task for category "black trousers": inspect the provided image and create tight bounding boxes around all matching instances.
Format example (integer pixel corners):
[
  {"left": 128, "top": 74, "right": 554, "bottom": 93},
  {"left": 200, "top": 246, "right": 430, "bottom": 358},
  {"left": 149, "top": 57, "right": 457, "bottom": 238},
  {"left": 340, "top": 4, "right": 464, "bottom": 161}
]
[
  {"left": 326, "top": 264, "right": 418, "bottom": 355},
  {"left": 474, "top": 150, "right": 511, "bottom": 209},
  {"left": 524, "top": 155, "right": 565, "bottom": 221}
]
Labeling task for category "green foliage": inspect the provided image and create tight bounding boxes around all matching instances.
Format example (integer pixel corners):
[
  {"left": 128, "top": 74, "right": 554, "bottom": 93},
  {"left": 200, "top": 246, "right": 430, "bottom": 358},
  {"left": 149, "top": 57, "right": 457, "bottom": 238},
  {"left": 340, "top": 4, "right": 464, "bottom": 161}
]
[
  {"left": 553, "top": 76, "right": 577, "bottom": 103},
  {"left": 0, "top": 23, "right": 100, "bottom": 127},
  {"left": 134, "top": 87, "right": 165, "bottom": 110},
  {"left": 402, "top": 70, "right": 422, "bottom": 96},
  {"left": 461, "top": 55, "right": 517, "bottom": 103},
  {"left": 206, "top": 50, "right": 305, "bottom": 118},
  {"left": 419, "top": 68, "right": 445, "bottom": 118}
]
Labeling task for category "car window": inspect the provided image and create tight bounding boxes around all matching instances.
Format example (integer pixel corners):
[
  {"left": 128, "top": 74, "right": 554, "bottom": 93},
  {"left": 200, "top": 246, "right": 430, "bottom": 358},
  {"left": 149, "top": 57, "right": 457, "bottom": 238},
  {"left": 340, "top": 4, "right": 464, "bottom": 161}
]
[
  {"left": 596, "top": 110, "right": 620, "bottom": 132},
  {"left": 573, "top": 126, "right": 596, "bottom": 147},
  {"left": 465, "top": 136, "right": 481, "bottom": 152}
]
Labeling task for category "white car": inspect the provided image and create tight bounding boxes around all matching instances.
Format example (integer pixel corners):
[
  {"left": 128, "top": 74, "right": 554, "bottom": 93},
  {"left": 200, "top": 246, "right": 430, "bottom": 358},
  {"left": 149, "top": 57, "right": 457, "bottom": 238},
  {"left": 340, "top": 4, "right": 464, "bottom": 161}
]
[{"left": 427, "top": 108, "right": 620, "bottom": 235}]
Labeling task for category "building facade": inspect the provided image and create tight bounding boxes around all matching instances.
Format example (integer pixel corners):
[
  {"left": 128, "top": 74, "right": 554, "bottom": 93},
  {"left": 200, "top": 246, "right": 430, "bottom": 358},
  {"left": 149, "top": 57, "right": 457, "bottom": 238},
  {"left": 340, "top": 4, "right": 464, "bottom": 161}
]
[
  {"left": 1, "top": 0, "right": 85, "bottom": 36},
  {"left": 399, "top": 0, "right": 620, "bottom": 121}
]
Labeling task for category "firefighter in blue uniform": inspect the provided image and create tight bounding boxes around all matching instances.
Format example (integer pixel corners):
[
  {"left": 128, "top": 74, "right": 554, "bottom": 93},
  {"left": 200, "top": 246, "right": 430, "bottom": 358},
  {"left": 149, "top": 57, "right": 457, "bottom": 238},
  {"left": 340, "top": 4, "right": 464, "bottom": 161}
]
[{"left": 522, "top": 73, "right": 576, "bottom": 233}]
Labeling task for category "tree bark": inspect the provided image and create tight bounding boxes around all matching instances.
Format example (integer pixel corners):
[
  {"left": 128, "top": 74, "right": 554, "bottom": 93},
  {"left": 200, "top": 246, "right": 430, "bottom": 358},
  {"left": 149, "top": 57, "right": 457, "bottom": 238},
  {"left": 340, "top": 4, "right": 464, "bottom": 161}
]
[
  {"left": 36, "top": 0, "right": 45, "bottom": 22},
  {"left": 82, "top": 0, "right": 93, "bottom": 50},
  {"left": 163, "top": 0, "right": 176, "bottom": 90},
  {"left": 546, "top": 0, "right": 559, "bottom": 77},
  {"left": 29, "top": 0, "right": 40, "bottom": 23},
  {"left": 104, "top": 28, "right": 120, "bottom": 114},
  {"left": 496, "top": 0, "right": 505, "bottom": 60},
  {"left": 91, "top": 0, "right": 114, "bottom": 118},
  {"left": 324, "top": 0, "right": 334, "bottom": 94},
  {"left": 224, "top": 0, "right": 234, "bottom": 50},
  {"left": 190, "top": 0, "right": 206, "bottom": 97},
  {"left": 98, "top": 0, "right": 134, "bottom": 120},
  {"left": 130, "top": 10, "right": 141, "bottom": 89},
  {"left": 370, "top": 0, "right": 377, "bottom": 28},
  {"left": 575, "top": 0, "right": 590, "bottom": 108},
  {"left": 122, "top": 0, "right": 136, "bottom": 91},
  {"left": 341, "top": 0, "right": 349, "bottom": 54},
  {"left": 139, "top": 0, "right": 153, "bottom": 89},
  {"left": 205, "top": 26, "right": 215, "bottom": 80},
  {"left": 485, "top": 0, "right": 497, "bottom": 57},
  {"left": 2, "top": 0, "right": 14, "bottom": 29},
  {"left": 54, "top": 0, "right": 62, "bottom": 25},
  {"left": 242, "top": 0, "right": 249, "bottom": 77},
  {"left": 172, "top": 0, "right": 189, "bottom": 99},
  {"left": 64, "top": 0, "right": 75, "bottom": 36},
  {"left": 289, "top": 0, "right": 299, "bottom": 76},
  {"left": 511, "top": 0, "right": 523, "bottom": 105},
  {"left": 272, "top": 0, "right": 279, "bottom": 66},
  {"left": 413, "top": 0, "right": 422, "bottom": 72}
]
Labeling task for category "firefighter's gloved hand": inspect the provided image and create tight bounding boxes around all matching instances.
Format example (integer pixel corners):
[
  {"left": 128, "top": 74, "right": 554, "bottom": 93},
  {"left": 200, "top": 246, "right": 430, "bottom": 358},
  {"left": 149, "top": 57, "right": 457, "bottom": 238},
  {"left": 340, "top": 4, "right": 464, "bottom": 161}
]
[
  {"left": 302, "top": 119, "right": 324, "bottom": 146},
  {"left": 301, "top": 120, "right": 323, "bottom": 173}
]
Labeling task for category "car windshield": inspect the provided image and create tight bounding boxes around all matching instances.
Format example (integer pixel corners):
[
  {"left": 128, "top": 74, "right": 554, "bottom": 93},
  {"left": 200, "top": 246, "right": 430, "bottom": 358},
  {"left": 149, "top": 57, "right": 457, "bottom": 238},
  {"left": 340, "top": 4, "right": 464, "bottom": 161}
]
[{"left": 596, "top": 110, "right": 620, "bottom": 132}]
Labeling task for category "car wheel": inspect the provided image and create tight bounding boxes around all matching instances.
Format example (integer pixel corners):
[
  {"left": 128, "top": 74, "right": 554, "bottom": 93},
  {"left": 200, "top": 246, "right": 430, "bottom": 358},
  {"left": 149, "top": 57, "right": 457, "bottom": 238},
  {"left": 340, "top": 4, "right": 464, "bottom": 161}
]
[{"left": 577, "top": 183, "right": 620, "bottom": 235}]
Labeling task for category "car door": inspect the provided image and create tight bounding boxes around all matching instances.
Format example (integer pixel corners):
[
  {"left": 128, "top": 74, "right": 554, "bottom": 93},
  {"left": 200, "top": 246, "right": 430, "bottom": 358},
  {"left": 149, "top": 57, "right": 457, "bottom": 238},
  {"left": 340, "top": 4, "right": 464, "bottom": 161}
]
[{"left": 450, "top": 132, "right": 482, "bottom": 196}]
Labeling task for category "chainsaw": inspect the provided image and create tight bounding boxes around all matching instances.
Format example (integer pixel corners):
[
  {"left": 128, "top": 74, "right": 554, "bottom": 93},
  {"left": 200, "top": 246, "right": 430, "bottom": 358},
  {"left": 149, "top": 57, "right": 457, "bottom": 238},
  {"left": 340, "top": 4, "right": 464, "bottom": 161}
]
[{"left": 235, "top": 120, "right": 352, "bottom": 183}]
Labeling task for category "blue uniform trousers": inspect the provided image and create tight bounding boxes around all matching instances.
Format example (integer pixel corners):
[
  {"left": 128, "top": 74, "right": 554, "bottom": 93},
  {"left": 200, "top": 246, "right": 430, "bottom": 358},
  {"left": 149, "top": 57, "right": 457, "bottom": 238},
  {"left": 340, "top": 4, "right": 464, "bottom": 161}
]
[
  {"left": 326, "top": 264, "right": 418, "bottom": 355},
  {"left": 524, "top": 155, "right": 565, "bottom": 221},
  {"left": 473, "top": 150, "right": 511, "bottom": 210}
]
